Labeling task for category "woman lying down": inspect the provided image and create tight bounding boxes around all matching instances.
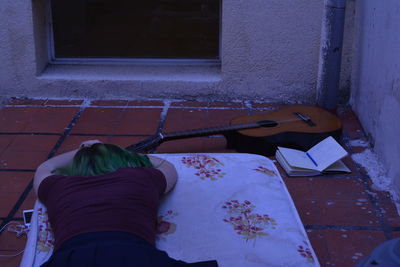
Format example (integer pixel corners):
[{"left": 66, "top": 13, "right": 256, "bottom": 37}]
[{"left": 33, "top": 139, "right": 218, "bottom": 267}]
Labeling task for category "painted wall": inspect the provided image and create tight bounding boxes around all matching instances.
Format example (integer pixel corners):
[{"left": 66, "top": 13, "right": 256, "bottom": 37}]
[
  {"left": 351, "top": 0, "right": 400, "bottom": 194},
  {"left": 1, "top": 0, "right": 354, "bottom": 102}
]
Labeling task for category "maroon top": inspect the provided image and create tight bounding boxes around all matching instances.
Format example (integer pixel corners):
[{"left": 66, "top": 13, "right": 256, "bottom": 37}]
[{"left": 38, "top": 167, "right": 166, "bottom": 250}]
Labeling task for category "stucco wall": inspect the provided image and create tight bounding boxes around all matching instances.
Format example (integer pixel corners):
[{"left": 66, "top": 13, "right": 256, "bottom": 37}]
[
  {"left": 351, "top": 0, "right": 400, "bottom": 194},
  {"left": 1, "top": 0, "right": 354, "bottom": 102}
]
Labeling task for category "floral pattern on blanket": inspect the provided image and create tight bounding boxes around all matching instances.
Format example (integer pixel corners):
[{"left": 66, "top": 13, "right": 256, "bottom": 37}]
[
  {"left": 36, "top": 207, "right": 54, "bottom": 252},
  {"left": 156, "top": 210, "right": 178, "bottom": 241},
  {"left": 222, "top": 200, "right": 277, "bottom": 241},
  {"left": 181, "top": 155, "right": 225, "bottom": 180},
  {"left": 297, "top": 241, "right": 315, "bottom": 263},
  {"left": 254, "top": 165, "right": 277, "bottom": 177}
]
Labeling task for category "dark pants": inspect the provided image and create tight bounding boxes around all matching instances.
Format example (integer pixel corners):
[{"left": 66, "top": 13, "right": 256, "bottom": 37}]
[{"left": 41, "top": 232, "right": 218, "bottom": 267}]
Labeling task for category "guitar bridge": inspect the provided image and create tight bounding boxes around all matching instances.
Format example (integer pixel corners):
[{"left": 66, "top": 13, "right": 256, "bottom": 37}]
[{"left": 294, "top": 112, "right": 316, "bottom": 126}]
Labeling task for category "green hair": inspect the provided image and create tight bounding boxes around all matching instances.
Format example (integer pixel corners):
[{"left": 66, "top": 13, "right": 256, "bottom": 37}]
[{"left": 54, "top": 143, "right": 154, "bottom": 176}]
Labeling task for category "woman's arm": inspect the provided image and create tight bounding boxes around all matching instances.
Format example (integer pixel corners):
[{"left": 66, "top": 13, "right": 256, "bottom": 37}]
[
  {"left": 148, "top": 155, "right": 178, "bottom": 194},
  {"left": 33, "top": 149, "right": 78, "bottom": 194},
  {"left": 33, "top": 140, "right": 102, "bottom": 194}
]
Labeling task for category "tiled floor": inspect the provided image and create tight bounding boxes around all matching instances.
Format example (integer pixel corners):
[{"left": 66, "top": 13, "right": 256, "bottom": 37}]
[{"left": 0, "top": 98, "right": 399, "bottom": 266}]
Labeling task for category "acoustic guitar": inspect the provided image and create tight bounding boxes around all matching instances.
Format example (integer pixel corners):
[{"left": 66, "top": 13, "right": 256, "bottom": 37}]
[{"left": 125, "top": 105, "right": 342, "bottom": 156}]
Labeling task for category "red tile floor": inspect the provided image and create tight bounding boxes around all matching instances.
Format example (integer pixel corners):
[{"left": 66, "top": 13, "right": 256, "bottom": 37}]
[{"left": 0, "top": 98, "right": 399, "bottom": 266}]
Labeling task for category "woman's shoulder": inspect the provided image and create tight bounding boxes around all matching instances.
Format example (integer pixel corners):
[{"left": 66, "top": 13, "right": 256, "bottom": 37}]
[{"left": 37, "top": 174, "right": 67, "bottom": 202}]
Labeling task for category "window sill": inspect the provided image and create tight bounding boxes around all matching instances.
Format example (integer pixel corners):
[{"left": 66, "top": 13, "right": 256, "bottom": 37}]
[{"left": 39, "top": 63, "right": 221, "bottom": 82}]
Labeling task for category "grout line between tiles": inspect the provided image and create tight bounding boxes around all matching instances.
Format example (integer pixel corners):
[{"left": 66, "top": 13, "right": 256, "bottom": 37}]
[{"left": 156, "top": 100, "right": 171, "bottom": 135}]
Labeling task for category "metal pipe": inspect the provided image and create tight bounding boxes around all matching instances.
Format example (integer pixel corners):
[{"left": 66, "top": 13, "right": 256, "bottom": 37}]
[{"left": 316, "top": 0, "right": 346, "bottom": 110}]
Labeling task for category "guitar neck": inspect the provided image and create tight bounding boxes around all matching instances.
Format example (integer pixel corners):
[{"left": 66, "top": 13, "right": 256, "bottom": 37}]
[{"left": 163, "top": 122, "right": 264, "bottom": 141}]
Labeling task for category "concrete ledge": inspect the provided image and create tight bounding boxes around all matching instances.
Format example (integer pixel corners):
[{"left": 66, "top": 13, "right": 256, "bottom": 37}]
[{"left": 39, "top": 64, "right": 222, "bottom": 82}]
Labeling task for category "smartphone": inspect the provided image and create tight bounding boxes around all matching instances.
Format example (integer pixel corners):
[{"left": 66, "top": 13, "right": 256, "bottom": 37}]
[{"left": 23, "top": 209, "right": 34, "bottom": 227}]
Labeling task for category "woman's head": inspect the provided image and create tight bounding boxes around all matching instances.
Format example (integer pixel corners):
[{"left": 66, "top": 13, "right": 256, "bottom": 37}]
[{"left": 54, "top": 143, "right": 153, "bottom": 176}]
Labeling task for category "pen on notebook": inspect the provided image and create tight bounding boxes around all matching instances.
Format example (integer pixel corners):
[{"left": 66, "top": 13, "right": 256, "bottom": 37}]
[{"left": 306, "top": 152, "right": 318, "bottom": 166}]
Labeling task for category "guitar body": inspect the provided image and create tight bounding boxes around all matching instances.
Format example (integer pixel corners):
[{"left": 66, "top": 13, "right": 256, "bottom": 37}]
[{"left": 224, "top": 106, "right": 342, "bottom": 156}]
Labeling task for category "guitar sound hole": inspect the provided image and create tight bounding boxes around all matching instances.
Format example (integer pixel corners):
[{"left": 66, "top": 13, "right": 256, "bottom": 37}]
[{"left": 258, "top": 120, "right": 278, "bottom": 128}]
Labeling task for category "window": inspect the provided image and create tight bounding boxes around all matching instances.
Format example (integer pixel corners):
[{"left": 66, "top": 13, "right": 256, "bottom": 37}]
[{"left": 50, "top": 0, "right": 220, "bottom": 62}]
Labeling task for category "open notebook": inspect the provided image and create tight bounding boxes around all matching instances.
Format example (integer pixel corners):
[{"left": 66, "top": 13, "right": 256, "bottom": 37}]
[
  {"left": 276, "top": 136, "right": 351, "bottom": 176},
  {"left": 21, "top": 153, "right": 320, "bottom": 267}
]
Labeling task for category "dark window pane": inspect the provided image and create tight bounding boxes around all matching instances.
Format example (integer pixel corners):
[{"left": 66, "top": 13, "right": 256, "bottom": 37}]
[{"left": 51, "top": 0, "right": 220, "bottom": 59}]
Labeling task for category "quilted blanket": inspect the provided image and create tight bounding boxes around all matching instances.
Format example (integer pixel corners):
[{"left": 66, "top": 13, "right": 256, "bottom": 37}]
[{"left": 20, "top": 153, "right": 319, "bottom": 267}]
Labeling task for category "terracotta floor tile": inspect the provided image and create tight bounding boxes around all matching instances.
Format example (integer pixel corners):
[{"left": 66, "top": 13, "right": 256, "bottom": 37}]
[
  {"left": 310, "top": 177, "right": 368, "bottom": 200},
  {"left": 0, "top": 150, "right": 49, "bottom": 170},
  {"left": 306, "top": 229, "right": 330, "bottom": 266},
  {"left": 317, "top": 198, "right": 380, "bottom": 226},
  {"left": 6, "top": 135, "right": 59, "bottom": 152},
  {"left": 292, "top": 196, "right": 380, "bottom": 227},
  {"left": 337, "top": 108, "right": 366, "bottom": 140},
  {"left": 115, "top": 108, "right": 162, "bottom": 135},
  {"left": 0, "top": 251, "right": 23, "bottom": 267},
  {"left": 291, "top": 198, "right": 321, "bottom": 225},
  {"left": 0, "top": 193, "right": 21, "bottom": 217},
  {"left": 163, "top": 109, "right": 209, "bottom": 132},
  {"left": 16, "top": 190, "right": 36, "bottom": 216},
  {"left": 0, "top": 172, "right": 32, "bottom": 194},
  {"left": 284, "top": 177, "right": 367, "bottom": 201},
  {"left": 283, "top": 177, "right": 314, "bottom": 199},
  {"left": 156, "top": 137, "right": 231, "bottom": 154},
  {"left": 22, "top": 107, "right": 79, "bottom": 133},
  {"left": 205, "top": 109, "right": 249, "bottom": 127},
  {"left": 312, "top": 229, "right": 387, "bottom": 267},
  {"left": 0, "top": 107, "right": 38, "bottom": 132},
  {"left": 0, "top": 135, "right": 16, "bottom": 155},
  {"left": 72, "top": 108, "right": 125, "bottom": 134}
]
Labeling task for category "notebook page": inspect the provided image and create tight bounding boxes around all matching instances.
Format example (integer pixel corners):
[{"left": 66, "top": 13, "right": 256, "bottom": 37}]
[
  {"left": 277, "top": 147, "right": 318, "bottom": 170},
  {"left": 307, "top": 136, "right": 348, "bottom": 172}
]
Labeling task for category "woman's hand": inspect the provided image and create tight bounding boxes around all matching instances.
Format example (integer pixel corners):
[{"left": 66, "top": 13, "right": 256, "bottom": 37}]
[{"left": 80, "top": 139, "right": 102, "bottom": 148}]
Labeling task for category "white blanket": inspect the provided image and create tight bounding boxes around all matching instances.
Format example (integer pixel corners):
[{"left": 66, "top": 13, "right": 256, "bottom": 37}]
[{"left": 20, "top": 153, "right": 320, "bottom": 267}]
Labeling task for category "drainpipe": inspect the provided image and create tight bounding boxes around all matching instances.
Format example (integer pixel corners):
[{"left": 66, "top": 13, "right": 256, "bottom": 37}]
[{"left": 316, "top": 0, "right": 347, "bottom": 110}]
